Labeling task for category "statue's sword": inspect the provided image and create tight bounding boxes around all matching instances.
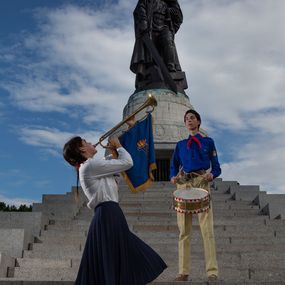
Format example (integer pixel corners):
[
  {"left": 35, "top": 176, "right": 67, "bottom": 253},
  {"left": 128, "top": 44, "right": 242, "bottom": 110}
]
[{"left": 141, "top": 34, "right": 178, "bottom": 94}]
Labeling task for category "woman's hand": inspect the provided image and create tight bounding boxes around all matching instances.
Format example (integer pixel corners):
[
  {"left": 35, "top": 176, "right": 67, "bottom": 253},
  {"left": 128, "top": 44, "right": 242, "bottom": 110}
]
[
  {"left": 126, "top": 115, "right": 136, "bottom": 128},
  {"left": 107, "top": 137, "right": 122, "bottom": 149}
]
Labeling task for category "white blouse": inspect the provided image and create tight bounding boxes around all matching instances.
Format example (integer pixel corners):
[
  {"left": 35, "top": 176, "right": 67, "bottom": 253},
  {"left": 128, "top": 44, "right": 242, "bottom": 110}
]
[{"left": 79, "top": 147, "right": 133, "bottom": 209}]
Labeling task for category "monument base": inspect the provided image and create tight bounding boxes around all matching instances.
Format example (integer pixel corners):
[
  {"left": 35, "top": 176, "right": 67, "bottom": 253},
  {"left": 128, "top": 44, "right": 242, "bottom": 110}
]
[{"left": 123, "top": 88, "right": 194, "bottom": 181}]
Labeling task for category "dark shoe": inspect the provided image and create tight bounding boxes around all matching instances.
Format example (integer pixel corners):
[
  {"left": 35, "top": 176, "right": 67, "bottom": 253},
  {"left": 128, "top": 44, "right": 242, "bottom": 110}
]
[
  {"left": 174, "top": 274, "right": 188, "bottom": 281},
  {"left": 208, "top": 274, "right": 218, "bottom": 281}
]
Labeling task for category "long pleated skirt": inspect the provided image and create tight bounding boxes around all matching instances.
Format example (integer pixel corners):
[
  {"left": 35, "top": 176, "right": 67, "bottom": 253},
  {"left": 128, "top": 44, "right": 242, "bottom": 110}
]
[{"left": 75, "top": 201, "right": 167, "bottom": 285}]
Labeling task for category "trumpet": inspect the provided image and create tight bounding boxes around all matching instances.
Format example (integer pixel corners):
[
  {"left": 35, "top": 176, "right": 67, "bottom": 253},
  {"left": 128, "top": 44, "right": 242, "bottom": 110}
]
[{"left": 93, "top": 94, "right": 157, "bottom": 148}]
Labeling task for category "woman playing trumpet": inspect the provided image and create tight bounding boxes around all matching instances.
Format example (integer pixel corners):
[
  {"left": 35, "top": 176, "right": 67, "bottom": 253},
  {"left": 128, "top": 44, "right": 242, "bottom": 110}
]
[{"left": 63, "top": 135, "right": 166, "bottom": 285}]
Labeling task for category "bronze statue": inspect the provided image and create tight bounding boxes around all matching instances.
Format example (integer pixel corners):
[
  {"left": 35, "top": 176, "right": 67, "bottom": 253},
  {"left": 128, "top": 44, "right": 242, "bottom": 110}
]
[{"left": 130, "top": 0, "right": 188, "bottom": 93}]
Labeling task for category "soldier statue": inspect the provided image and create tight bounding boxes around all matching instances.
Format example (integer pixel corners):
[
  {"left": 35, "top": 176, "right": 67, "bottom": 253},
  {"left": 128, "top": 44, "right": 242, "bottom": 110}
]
[{"left": 130, "top": 0, "right": 187, "bottom": 93}]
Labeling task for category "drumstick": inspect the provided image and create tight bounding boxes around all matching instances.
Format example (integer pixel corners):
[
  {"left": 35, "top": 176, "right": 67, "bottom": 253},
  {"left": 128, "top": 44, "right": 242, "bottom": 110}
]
[
  {"left": 191, "top": 172, "right": 202, "bottom": 176},
  {"left": 174, "top": 171, "right": 202, "bottom": 181}
]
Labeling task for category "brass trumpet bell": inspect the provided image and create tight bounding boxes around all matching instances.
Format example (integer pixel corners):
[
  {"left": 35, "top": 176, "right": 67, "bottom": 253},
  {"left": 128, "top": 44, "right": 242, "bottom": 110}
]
[{"left": 94, "top": 94, "right": 157, "bottom": 148}]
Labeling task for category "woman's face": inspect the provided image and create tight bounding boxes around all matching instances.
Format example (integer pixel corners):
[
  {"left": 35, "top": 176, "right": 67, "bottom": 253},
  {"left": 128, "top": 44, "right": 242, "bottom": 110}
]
[{"left": 80, "top": 139, "right": 97, "bottom": 159}]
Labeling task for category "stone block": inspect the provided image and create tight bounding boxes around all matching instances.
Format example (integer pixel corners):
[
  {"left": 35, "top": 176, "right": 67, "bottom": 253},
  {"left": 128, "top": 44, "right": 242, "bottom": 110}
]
[
  {"left": 0, "top": 282, "right": 75, "bottom": 285},
  {"left": 257, "top": 194, "right": 285, "bottom": 219},
  {"left": 249, "top": 268, "right": 285, "bottom": 281},
  {"left": 13, "top": 267, "right": 76, "bottom": 281},
  {"left": 32, "top": 203, "right": 43, "bottom": 212},
  {"left": 23, "top": 248, "right": 82, "bottom": 259},
  {"left": 230, "top": 185, "right": 260, "bottom": 202},
  {"left": 0, "top": 280, "right": 190, "bottom": 285},
  {"left": 213, "top": 180, "right": 239, "bottom": 193},
  {"left": 1, "top": 181, "right": 285, "bottom": 283},
  {"left": 0, "top": 229, "right": 33, "bottom": 258},
  {"left": 33, "top": 203, "right": 79, "bottom": 228},
  {"left": 39, "top": 229, "right": 87, "bottom": 239},
  {"left": 16, "top": 258, "right": 71, "bottom": 269},
  {"left": 241, "top": 252, "right": 285, "bottom": 269},
  {"left": 38, "top": 236, "right": 85, "bottom": 246},
  {"left": 0, "top": 253, "right": 15, "bottom": 277},
  {"left": 32, "top": 189, "right": 86, "bottom": 227},
  {"left": 0, "top": 212, "right": 41, "bottom": 237}
]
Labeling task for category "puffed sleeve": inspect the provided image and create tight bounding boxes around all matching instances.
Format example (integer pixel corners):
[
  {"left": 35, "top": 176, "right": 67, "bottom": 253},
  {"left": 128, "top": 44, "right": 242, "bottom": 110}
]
[{"left": 87, "top": 147, "right": 133, "bottom": 178}]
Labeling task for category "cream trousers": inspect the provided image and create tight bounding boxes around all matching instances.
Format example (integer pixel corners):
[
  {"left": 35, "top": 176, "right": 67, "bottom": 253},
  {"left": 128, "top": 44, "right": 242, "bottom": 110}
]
[{"left": 176, "top": 175, "right": 218, "bottom": 277}]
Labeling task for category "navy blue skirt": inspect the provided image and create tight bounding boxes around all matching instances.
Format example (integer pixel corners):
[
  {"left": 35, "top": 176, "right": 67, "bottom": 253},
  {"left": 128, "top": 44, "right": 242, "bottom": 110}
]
[{"left": 75, "top": 201, "right": 167, "bottom": 285}]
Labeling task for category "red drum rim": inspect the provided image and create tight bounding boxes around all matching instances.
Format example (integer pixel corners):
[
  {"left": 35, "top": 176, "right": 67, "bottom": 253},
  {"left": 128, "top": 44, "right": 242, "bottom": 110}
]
[{"left": 174, "top": 206, "right": 210, "bottom": 214}]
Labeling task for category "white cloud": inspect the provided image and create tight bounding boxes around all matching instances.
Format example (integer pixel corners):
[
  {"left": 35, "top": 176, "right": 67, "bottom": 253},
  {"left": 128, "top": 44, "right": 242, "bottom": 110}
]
[
  {"left": 0, "top": 169, "right": 35, "bottom": 196},
  {"left": 1, "top": 0, "right": 285, "bottom": 195},
  {"left": 2, "top": 0, "right": 284, "bottom": 127},
  {"left": 221, "top": 109, "right": 285, "bottom": 194},
  {"left": 34, "top": 6, "right": 134, "bottom": 88},
  {"left": 0, "top": 194, "right": 37, "bottom": 207},
  {"left": 18, "top": 126, "right": 106, "bottom": 158},
  {"left": 2, "top": 3, "right": 135, "bottom": 126},
  {"left": 5, "top": 0, "right": 283, "bottom": 129},
  {"left": 18, "top": 127, "right": 72, "bottom": 148},
  {"left": 222, "top": 137, "right": 285, "bottom": 194},
  {"left": 176, "top": 0, "right": 285, "bottom": 194},
  {"left": 178, "top": 0, "right": 285, "bottom": 129},
  {"left": 248, "top": 110, "right": 285, "bottom": 135}
]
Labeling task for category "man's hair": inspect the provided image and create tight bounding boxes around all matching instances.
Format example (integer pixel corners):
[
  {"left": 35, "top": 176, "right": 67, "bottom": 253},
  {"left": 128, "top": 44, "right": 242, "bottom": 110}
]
[{"left": 184, "top": 109, "right": 201, "bottom": 128}]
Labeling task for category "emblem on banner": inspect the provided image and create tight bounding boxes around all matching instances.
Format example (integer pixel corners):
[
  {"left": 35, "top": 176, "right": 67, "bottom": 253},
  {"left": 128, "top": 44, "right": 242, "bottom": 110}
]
[{"left": 137, "top": 139, "right": 149, "bottom": 154}]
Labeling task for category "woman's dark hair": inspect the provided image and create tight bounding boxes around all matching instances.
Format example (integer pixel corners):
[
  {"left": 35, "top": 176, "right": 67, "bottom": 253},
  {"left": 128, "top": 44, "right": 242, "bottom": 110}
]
[
  {"left": 63, "top": 136, "right": 86, "bottom": 201},
  {"left": 184, "top": 109, "right": 201, "bottom": 128},
  {"left": 63, "top": 136, "right": 86, "bottom": 167}
]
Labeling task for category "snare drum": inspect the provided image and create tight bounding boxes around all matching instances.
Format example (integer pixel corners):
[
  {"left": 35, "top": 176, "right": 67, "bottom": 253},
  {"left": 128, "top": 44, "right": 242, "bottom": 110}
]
[{"left": 173, "top": 188, "right": 210, "bottom": 214}]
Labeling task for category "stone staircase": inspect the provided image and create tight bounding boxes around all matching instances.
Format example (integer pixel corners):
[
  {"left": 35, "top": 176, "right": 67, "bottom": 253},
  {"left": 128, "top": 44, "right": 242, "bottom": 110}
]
[{"left": 1, "top": 179, "right": 285, "bottom": 284}]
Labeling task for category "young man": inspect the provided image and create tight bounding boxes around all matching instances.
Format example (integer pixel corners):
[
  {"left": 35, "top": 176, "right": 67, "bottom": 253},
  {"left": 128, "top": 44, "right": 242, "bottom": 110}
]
[{"left": 170, "top": 109, "right": 221, "bottom": 282}]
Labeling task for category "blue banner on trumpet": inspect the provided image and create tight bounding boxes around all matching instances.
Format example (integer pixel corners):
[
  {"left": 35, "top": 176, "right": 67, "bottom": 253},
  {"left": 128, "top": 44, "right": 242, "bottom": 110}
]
[{"left": 119, "top": 113, "right": 156, "bottom": 192}]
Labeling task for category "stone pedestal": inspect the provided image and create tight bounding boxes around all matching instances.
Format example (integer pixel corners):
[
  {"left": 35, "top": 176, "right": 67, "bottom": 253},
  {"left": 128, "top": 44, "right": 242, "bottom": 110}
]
[{"left": 123, "top": 89, "right": 193, "bottom": 180}]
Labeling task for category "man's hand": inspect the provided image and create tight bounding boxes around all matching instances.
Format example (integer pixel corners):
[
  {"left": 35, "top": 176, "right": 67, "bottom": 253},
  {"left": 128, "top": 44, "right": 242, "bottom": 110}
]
[
  {"left": 202, "top": 173, "right": 214, "bottom": 182},
  {"left": 171, "top": 176, "right": 177, "bottom": 184}
]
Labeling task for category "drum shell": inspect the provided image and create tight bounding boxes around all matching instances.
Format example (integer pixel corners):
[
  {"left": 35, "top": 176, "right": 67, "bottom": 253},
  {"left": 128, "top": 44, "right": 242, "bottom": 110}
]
[{"left": 173, "top": 188, "right": 210, "bottom": 214}]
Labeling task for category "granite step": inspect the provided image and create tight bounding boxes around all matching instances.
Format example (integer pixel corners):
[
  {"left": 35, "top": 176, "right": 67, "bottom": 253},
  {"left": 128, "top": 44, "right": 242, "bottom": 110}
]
[
  {"left": 38, "top": 229, "right": 277, "bottom": 245},
  {"left": 13, "top": 268, "right": 76, "bottom": 281},
  {"left": 23, "top": 249, "right": 82, "bottom": 259},
  {"left": 11, "top": 265, "right": 285, "bottom": 282},
  {"left": 16, "top": 251, "right": 285, "bottom": 270},
  {"left": 23, "top": 243, "right": 285, "bottom": 260},
  {"left": 119, "top": 202, "right": 260, "bottom": 210},
  {"left": 16, "top": 258, "right": 72, "bottom": 269},
  {"left": 36, "top": 234, "right": 285, "bottom": 247},
  {"left": 118, "top": 196, "right": 234, "bottom": 203},
  {"left": 124, "top": 208, "right": 261, "bottom": 217},
  {"left": 1, "top": 281, "right": 285, "bottom": 285},
  {"left": 2, "top": 181, "right": 285, "bottom": 284}
]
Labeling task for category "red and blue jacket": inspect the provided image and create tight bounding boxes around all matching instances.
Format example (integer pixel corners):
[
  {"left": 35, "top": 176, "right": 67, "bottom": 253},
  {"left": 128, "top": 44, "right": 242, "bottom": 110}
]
[{"left": 170, "top": 132, "right": 221, "bottom": 179}]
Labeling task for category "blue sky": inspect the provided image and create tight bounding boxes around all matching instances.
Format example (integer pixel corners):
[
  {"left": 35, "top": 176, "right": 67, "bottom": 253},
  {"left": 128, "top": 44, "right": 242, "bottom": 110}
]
[{"left": 0, "top": 0, "right": 285, "bottom": 206}]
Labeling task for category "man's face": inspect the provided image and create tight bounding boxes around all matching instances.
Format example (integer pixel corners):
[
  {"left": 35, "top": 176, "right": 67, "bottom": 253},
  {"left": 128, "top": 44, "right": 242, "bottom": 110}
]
[{"left": 184, "top": 113, "right": 200, "bottom": 131}]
